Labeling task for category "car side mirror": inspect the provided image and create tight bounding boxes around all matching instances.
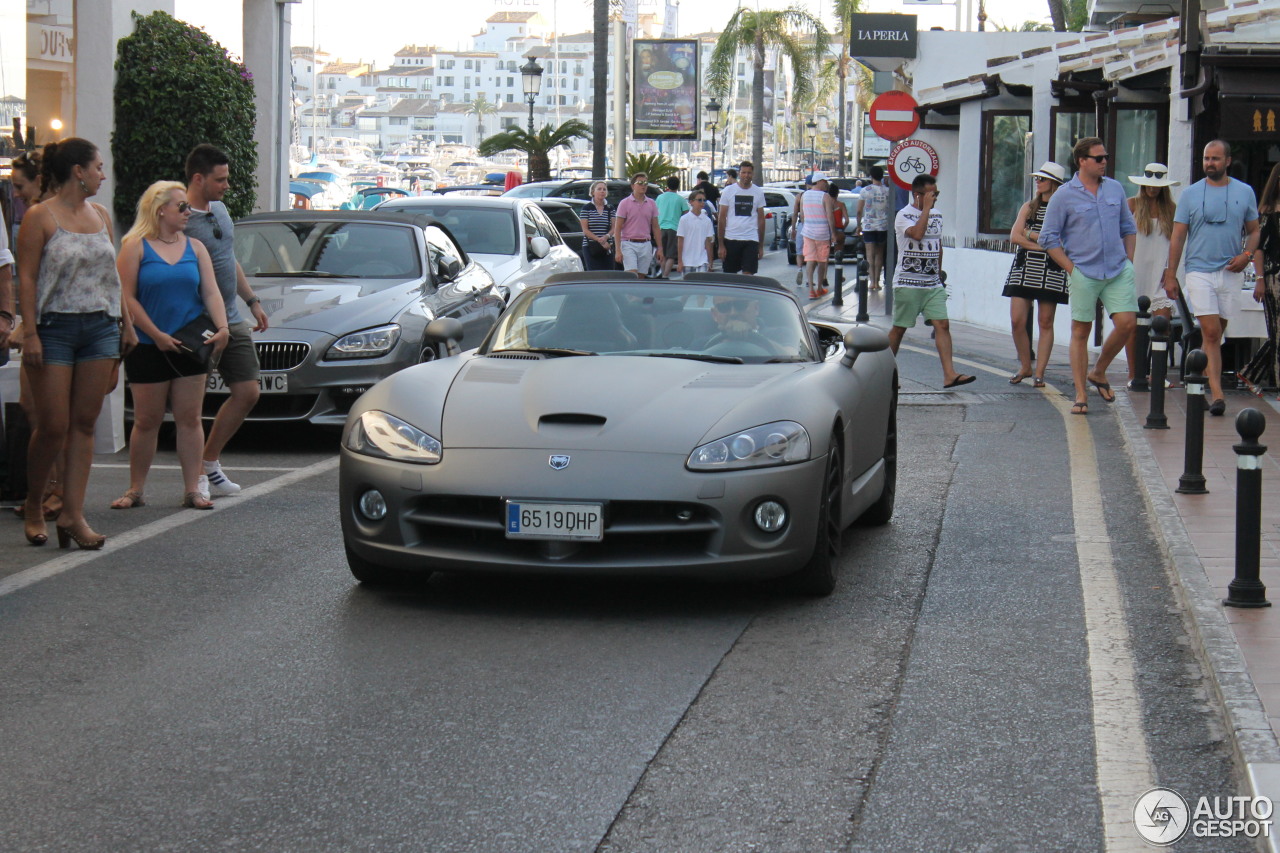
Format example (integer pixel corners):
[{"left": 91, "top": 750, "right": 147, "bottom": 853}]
[
  {"left": 841, "top": 326, "right": 890, "bottom": 368},
  {"left": 529, "top": 235, "right": 551, "bottom": 259},
  {"left": 436, "top": 257, "right": 463, "bottom": 283},
  {"left": 425, "top": 317, "right": 465, "bottom": 357}
]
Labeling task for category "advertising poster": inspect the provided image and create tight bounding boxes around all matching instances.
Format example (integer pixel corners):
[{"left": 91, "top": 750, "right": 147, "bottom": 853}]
[{"left": 632, "top": 39, "right": 698, "bottom": 141}]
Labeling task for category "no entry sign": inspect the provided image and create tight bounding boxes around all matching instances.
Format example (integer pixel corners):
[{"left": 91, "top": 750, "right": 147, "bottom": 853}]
[
  {"left": 888, "top": 138, "right": 939, "bottom": 191},
  {"left": 869, "top": 91, "right": 920, "bottom": 143}
]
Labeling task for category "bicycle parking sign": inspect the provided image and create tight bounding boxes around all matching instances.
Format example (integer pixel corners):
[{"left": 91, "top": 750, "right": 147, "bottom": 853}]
[{"left": 888, "top": 138, "right": 939, "bottom": 191}]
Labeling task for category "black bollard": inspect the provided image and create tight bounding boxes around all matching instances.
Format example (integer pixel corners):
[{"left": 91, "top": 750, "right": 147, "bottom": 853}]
[
  {"left": 1177, "top": 349, "right": 1209, "bottom": 494},
  {"left": 832, "top": 267, "right": 845, "bottom": 308},
  {"left": 1145, "top": 315, "right": 1171, "bottom": 429},
  {"left": 856, "top": 259, "right": 870, "bottom": 323},
  {"left": 1225, "top": 408, "right": 1271, "bottom": 608},
  {"left": 1132, "top": 295, "right": 1152, "bottom": 392}
]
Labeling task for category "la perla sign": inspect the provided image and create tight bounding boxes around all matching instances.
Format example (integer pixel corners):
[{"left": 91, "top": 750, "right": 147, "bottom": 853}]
[{"left": 848, "top": 13, "right": 917, "bottom": 58}]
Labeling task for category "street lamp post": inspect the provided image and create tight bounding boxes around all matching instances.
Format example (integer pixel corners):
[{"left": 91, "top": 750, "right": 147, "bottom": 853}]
[
  {"left": 706, "top": 97, "right": 721, "bottom": 181},
  {"left": 807, "top": 117, "right": 817, "bottom": 172},
  {"left": 521, "top": 54, "right": 544, "bottom": 137}
]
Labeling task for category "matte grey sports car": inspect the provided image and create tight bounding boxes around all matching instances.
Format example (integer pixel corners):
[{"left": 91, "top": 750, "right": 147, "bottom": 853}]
[{"left": 339, "top": 272, "right": 898, "bottom": 595}]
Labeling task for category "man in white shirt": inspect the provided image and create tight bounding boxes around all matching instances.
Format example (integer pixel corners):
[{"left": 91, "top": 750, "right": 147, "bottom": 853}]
[
  {"left": 677, "top": 191, "right": 715, "bottom": 275},
  {"left": 716, "top": 161, "right": 766, "bottom": 275}
]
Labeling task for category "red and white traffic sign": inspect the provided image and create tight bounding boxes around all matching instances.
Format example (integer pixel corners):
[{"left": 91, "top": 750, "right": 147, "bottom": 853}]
[
  {"left": 869, "top": 91, "right": 920, "bottom": 143},
  {"left": 888, "top": 138, "right": 939, "bottom": 191}
]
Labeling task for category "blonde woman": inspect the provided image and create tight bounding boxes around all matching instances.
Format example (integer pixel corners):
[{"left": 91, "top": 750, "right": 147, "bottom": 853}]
[
  {"left": 1125, "top": 163, "right": 1180, "bottom": 387},
  {"left": 112, "top": 181, "right": 228, "bottom": 511},
  {"left": 1002, "top": 162, "right": 1069, "bottom": 387}
]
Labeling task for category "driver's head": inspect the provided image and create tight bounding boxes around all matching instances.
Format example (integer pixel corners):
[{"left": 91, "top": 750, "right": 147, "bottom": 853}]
[{"left": 711, "top": 295, "right": 760, "bottom": 338}]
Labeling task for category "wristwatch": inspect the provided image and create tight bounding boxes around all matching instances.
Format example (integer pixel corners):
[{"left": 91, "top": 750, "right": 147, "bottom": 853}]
[{"left": 245, "top": 296, "right": 261, "bottom": 307}]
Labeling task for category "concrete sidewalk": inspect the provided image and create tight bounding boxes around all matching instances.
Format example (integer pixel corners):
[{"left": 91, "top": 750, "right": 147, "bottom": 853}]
[{"left": 804, "top": 280, "right": 1280, "bottom": 835}]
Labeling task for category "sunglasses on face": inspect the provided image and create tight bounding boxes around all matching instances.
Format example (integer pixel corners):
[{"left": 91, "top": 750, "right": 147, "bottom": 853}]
[
  {"left": 714, "top": 299, "right": 753, "bottom": 313},
  {"left": 634, "top": 181, "right": 648, "bottom": 186},
  {"left": 1144, "top": 170, "right": 1167, "bottom": 179},
  {"left": 176, "top": 201, "right": 191, "bottom": 213},
  {"left": 1084, "top": 154, "right": 1109, "bottom": 163}
]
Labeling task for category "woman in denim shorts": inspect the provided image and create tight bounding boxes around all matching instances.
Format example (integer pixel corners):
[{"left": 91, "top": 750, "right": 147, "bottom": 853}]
[{"left": 16, "top": 138, "right": 136, "bottom": 549}]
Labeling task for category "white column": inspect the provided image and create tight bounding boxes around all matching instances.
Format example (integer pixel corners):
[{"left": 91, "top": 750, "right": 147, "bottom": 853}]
[{"left": 244, "top": 0, "right": 296, "bottom": 212}]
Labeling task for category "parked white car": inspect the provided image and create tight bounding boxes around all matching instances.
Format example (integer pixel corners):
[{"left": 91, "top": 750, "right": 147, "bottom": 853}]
[{"left": 375, "top": 196, "right": 584, "bottom": 299}]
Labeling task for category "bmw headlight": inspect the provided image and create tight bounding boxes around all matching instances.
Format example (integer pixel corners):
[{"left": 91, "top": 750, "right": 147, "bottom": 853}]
[
  {"left": 687, "top": 421, "right": 811, "bottom": 471},
  {"left": 344, "top": 410, "right": 441, "bottom": 464},
  {"left": 326, "top": 324, "right": 401, "bottom": 360}
]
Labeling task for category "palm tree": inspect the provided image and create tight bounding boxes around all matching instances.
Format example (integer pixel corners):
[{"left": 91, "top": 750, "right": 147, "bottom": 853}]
[
  {"left": 1046, "top": 0, "right": 1087, "bottom": 31},
  {"left": 831, "top": 0, "right": 864, "bottom": 177},
  {"left": 478, "top": 119, "right": 592, "bottom": 182},
  {"left": 467, "top": 94, "right": 500, "bottom": 146},
  {"left": 592, "top": 0, "right": 611, "bottom": 177},
  {"left": 708, "top": 6, "right": 829, "bottom": 182}
]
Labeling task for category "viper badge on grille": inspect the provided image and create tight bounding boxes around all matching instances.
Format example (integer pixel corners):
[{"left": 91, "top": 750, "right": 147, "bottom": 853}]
[{"left": 549, "top": 455, "right": 570, "bottom": 470}]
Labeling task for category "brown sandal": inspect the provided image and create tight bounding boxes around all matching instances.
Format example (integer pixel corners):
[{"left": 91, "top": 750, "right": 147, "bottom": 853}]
[
  {"left": 182, "top": 492, "right": 214, "bottom": 510},
  {"left": 111, "top": 490, "right": 145, "bottom": 509}
]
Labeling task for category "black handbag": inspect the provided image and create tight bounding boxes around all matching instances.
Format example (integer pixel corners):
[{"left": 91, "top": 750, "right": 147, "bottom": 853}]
[
  {"left": 586, "top": 237, "right": 612, "bottom": 259},
  {"left": 171, "top": 313, "right": 218, "bottom": 366}
]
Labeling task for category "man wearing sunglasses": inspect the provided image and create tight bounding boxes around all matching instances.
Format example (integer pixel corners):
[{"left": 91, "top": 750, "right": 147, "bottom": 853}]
[
  {"left": 613, "top": 172, "right": 663, "bottom": 278},
  {"left": 1040, "top": 136, "right": 1138, "bottom": 415},
  {"left": 184, "top": 143, "right": 269, "bottom": 498},
  {"left": 1162, "top": 139, "right": 1260, "bottom": 416}
]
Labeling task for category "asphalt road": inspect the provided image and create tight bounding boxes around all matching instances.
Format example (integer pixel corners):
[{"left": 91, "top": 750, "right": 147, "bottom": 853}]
[{"left": 0, "top": 248, "right": 1252, "bottom": 851}]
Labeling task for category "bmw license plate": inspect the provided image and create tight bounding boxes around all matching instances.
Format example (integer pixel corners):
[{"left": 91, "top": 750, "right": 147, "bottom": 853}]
[
  {"left": 207, "top": 373, "right": 288, "bottom": 394},
  {"left": 505, "top": 501, "right": 603, "bottom": 541}
]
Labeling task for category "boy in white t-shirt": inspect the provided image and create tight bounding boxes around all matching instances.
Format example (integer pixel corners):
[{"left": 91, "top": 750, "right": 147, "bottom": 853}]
[{"left": 677, "top": 191, "right": 715, "bottom": 275}]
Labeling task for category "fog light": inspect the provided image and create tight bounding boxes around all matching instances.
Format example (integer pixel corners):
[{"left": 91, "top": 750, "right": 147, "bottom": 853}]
[
  {"left": 359, "top": 489, "right": 387, "bottom": 520},
  {"left": 754, "top": 500, "right": 787, "bottom": 532}
]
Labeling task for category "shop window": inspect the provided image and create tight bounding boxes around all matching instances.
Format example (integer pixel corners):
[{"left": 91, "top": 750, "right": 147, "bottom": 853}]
[
  {"left": 980, "top": 110, "right": 1031, "bottom": 235},
  {"left": 1050, "top": 108, "right": 1096, "bottom": 173},
  {"left": 1112, "top": 105, "right": 1167, "bottom": 188}
]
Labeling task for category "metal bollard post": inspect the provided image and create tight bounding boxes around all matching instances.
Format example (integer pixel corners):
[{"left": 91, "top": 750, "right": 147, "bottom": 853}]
[
  {"left": 832, "top": 267, "right": 845, "bottom": 308},
  {"left": 1132, "top": 295, "right": 1152, "bottom": 392},
  {"left": 856, "top": 259, "right": 870, "bottom": 323},
  {"left": 1177, "top": 349, "right": 1209, "bottom": 494},
  {"left": 1225, "top": 408, "right": 1271, "bottom": 608},
  {"left": 1145, "top": 315, "right": 1171, "bottom": 430}
]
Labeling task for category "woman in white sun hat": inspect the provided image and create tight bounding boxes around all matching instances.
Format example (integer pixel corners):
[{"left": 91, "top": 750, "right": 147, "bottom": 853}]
[
  {"left": 1125, "top": 162, "right": 1180, "bottom": 388},
  {"left": 1002, "top": 161, "right": 1069, "bottom": 387}
]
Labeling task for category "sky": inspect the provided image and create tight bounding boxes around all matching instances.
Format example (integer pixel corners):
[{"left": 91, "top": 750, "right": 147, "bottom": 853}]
[{"left": 175, "top": 0, "right": 1053, "bottom": 67}]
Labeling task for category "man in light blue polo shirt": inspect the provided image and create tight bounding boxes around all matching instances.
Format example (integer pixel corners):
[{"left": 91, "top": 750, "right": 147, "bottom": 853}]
[
  {"left": 1163, "top": 140, "right": 1260, "bottom": 416},
  {"left": 1040, "top": 136, "right": 1138, "bottom": 415}
]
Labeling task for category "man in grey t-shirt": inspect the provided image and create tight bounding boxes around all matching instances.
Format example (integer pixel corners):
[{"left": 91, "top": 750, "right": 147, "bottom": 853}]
[{"left": 185, "top": 144, "right": 268, "bottom": 499}]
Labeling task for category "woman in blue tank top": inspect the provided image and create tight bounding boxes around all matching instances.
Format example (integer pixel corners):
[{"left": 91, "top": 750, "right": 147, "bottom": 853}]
[{"left": 113, "top": 181, "right": 229, "bottom": 511}]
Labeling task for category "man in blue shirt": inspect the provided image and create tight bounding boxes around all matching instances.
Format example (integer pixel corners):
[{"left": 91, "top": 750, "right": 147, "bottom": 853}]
[
  {"left": 1040, "top": 137, "right": 1138, "bottom": 415},
  {"left": 1162, "top": 140, "right": 1260, "bottom": 415}
]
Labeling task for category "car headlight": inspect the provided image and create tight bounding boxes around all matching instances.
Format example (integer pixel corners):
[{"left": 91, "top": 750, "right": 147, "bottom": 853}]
[
  {"left": 687, "top": 421, "right": 811, "bottom": 471},
  {"left": 344, "top": 410, "right": 441, "bottom": 464},
  {"left": 326, "top": 324, "right": 401, "bottom": 360}
]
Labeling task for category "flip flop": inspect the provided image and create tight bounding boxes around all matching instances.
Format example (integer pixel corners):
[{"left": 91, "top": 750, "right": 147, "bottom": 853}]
[
  {"left": 1032, "top": 377, "right": 1046, "bottom": 388},
  {"left": 944, "top": 374, "right": 976, "bottom": 389},
  {"left": 1009, "top": 371, "right": 1032, "bottom": 385},
  {"left": 1089, "top": 377, "right": 1115, "bottom": 403},
  {"left": 1071, "top": 400, "right": 1089, "bottom": 415}
]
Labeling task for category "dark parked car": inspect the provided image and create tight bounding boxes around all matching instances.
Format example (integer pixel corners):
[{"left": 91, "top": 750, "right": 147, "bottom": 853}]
[
  {"left": 504, "top": 178, "right": 660, "bottom": 209},
  {"left": 534, "top": 198, "right": 588, "bottom": 260},
  {"left": 216, "top": 210, "right": 505, "bottom": 425}
]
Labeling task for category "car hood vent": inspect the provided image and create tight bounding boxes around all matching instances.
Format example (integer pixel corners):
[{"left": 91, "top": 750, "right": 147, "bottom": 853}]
[
  {"left": 462, "top": 364, "right": 529, "bottom": 384},
  {"left": 485, "top": 352, "right": 544, "bottom": 360},
  {"left": 539, "top": 413, "right": 607, "bottom": 427},
  {"left": 684, "top": 373, "right": 771, "bottom": 389}
]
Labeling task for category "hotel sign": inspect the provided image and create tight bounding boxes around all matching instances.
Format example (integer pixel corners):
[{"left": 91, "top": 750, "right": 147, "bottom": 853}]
[{"left": 849, "top": 14, "right": 917, "bottom": 59}]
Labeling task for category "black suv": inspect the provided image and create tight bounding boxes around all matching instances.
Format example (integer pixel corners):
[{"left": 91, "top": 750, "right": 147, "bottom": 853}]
[{"left": 504, "top": 178, "right": 660, "bottom": 208}]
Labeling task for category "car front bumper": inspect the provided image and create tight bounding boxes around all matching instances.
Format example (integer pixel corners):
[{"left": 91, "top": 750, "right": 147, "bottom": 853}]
[{"left": 339, "top": 446, "right": 827, "bottom": 581}]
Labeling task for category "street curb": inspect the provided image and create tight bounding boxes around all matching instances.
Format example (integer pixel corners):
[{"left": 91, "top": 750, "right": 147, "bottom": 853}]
[{"left": 1114, "top": 391, "right": 1280, "bottom": 849}]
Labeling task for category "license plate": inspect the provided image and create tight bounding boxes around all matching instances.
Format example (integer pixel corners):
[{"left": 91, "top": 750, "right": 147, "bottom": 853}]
[
  {"left": 505, "top": 501, "right": 603, "bottom": 541},
  {"left": 207, "top": 373, "right": 288, "bottom": 394}
]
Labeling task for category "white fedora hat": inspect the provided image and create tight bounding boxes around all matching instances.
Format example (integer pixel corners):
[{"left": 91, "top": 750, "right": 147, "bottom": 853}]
[
  {"left": 1129, "top": 162, "right": 1180, "bottom": 187},
  {"left": 1029, "top": 161, "right": 1067, "bottom": 184}
]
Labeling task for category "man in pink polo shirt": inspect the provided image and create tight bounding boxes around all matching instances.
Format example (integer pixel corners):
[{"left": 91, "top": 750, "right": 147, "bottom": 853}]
[{"left": 613, "top": 172, "right": 664, "bottom": 278}]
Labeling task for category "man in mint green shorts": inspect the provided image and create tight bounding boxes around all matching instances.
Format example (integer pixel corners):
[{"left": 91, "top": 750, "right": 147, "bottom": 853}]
[
  {"left": 887, "top": 175, "right": 975, "bottom": 388},
  {"left": 1039, "top": 136, "right": 1137, "bottom": 414}
]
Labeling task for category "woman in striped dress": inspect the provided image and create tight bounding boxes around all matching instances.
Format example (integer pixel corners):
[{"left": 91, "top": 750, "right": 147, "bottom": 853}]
[
  {"left": 578, "top": 181, "right": 616, "bottom": 271},
  {"left": 1003, "top": 162, "right": 1069, "bottom": 387}
]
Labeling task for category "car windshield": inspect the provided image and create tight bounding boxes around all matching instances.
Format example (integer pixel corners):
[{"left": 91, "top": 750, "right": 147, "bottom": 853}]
[
  {"left": 503, "top": 184, "right": 556, "bottom": 198},
  {"left": 485, "top": 282, "right": 817, "bottom": 363},
  {"left": 380, "top": 204, "right": 518, "bottom": 255},
  {"left": 234, "top": 221, "right": 421, "bottom": 284}
]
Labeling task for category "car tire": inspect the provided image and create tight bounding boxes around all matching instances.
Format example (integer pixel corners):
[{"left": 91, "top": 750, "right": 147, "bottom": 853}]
[
  {"left": 790, "top": 433, "right": 842, "bottom": 597},
  {"left": 858, "top": 389, "right": 898, "bottom": 526},
  {"left": 345, "top": 543, "right": 425, "bottom": 587}
]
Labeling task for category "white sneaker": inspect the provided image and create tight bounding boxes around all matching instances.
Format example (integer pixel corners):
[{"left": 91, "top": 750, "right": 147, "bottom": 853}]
[
  {"left": 203, "top": 464, "right": 241, "bottom": 496},
  {"left": 196, "top": 474, "right": 211, "bottom": 502}
]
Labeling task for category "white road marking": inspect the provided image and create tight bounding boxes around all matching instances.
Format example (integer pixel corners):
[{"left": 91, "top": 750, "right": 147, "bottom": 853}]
[
  {"left": 0, "top": 457, "right": 339, "bottom": 598},
  {"left": 900, "top": 342, "right": 1156, "bottom": 850}
]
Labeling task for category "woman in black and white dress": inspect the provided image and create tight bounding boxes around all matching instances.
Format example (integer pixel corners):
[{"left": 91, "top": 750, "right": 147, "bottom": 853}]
[{"left": 1003, "top": 162, "right": 1069, "bottom": 387}]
